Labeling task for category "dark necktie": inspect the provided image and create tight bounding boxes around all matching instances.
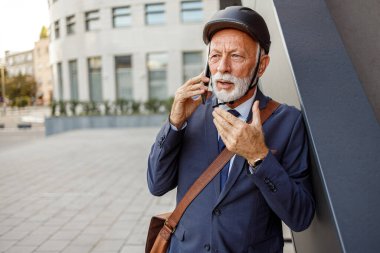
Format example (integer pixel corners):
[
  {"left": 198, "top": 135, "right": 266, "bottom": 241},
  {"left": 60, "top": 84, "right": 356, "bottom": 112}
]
[{"left": 218, "top": 109, "right": 240, "bottom": 191}]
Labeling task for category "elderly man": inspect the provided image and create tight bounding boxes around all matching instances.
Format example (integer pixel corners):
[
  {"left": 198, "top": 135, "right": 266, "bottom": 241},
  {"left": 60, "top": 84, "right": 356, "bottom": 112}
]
[{"left": 147, "top": 6, "right": 315, "bottom": 253}]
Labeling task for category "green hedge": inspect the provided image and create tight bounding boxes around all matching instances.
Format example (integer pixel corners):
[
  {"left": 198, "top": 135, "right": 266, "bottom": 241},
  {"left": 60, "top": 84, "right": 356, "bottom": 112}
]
[{"left": 51, "top": 97, "right": 174, "bottom": 117}]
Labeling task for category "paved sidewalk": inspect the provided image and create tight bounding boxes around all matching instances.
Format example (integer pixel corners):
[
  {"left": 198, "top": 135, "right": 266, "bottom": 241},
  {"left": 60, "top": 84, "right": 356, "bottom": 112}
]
[
  {"left": 0, "top": 128, "right": 294, "bottom": 253},
  {"left": 0, "top": 128, "right": 175, "bottom": 253}
]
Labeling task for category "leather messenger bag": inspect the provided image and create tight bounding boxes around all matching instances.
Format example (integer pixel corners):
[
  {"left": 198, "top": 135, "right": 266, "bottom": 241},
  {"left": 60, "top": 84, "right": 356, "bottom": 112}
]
[{"left": 145, "top": 100, "right": 280, "bottom": 253}]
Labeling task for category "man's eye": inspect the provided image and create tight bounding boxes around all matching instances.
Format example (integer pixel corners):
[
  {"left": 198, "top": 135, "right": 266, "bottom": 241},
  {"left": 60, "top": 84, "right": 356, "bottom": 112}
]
[
  {"left": 232, "top": 54, "right": 242, "bottom": 58},
  {"left": 209, "top": 54, "right": 220, "bottom": 62}
]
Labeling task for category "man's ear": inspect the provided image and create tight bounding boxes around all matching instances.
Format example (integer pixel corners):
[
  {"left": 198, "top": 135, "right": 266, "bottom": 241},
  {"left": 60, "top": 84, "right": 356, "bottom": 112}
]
[{"left": 257, "top": 55, "right": 270, "bottom": 78}]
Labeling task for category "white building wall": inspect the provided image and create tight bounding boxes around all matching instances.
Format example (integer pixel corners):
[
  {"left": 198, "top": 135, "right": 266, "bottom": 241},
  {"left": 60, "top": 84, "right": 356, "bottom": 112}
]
[
  {"left": 49, "top": 0, "right": 219, "bottom": 102},
  {"left": 243, "top": 0, "right": 300, "bottom": 108}
]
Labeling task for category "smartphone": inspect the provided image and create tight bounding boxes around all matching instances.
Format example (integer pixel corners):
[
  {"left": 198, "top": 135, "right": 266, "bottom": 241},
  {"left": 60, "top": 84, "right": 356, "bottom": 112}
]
[{"left": 201, "top": 62, "right": 211, "bottom": 104}]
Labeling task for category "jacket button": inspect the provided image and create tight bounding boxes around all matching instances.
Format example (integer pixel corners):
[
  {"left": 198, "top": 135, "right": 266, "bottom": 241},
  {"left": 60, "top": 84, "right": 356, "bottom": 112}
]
[
  {"left": 204, "top": 244, "right": 210, "bottom": 251},
  {"left": 264, "top": 177, "right": 270, "bottom": 183},
  {"left": 213, "top": 208, "right": 221, "bottom": 216}
]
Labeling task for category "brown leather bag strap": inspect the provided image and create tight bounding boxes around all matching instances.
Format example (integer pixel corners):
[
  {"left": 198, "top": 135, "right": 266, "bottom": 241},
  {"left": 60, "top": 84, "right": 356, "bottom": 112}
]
[{"left": 165, "top": 99, "right": 281, "bottom": 231}]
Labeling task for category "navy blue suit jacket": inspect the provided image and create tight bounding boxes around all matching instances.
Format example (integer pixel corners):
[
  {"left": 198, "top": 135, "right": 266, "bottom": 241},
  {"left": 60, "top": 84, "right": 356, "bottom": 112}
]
[{"left": 147, "top": 89, "right": 315, "bottom": 253}]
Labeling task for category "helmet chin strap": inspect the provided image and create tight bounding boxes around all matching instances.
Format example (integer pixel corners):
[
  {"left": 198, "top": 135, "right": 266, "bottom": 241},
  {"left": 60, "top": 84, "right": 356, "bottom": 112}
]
[{"left": 213, "top": 46, "right": 262, "bottom": 108}]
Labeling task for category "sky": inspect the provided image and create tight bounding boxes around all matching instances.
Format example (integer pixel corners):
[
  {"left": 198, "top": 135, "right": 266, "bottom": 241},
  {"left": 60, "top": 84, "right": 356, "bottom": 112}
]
[{"left": 0, "top": 0, "right": 49, "bottom": 58}]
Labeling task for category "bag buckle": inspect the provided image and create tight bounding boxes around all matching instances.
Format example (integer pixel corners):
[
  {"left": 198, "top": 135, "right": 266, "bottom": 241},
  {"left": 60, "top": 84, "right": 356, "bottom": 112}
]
[{"left": 164, "top": 220, "right": 176, "bottom": 234}]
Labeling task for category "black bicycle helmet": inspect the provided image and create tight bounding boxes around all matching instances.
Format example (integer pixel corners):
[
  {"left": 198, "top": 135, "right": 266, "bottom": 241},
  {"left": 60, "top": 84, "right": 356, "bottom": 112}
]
[{"left": 203, "top": 6, "right": 271, "bottom": 54}]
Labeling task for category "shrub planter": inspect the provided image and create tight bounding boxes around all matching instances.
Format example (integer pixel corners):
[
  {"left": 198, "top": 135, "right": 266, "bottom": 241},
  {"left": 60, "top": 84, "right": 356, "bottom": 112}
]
[{"left": 45, "top": 114, "right": 168, "bottom": 136}]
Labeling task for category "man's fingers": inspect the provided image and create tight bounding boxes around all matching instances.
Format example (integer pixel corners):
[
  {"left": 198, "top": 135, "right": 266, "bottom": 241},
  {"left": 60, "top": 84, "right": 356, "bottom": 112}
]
[
  {"left": 184, "top": 74, "right": 203, "bottom": 87},
  {"left": 186, "top": 89, "right": 206, "bottom": 98},
  {"left": 213, "top": 107, "right": 243, "bottom": 126},
  {"left": 213, "top": 111, "right": 234, "bottom": 131},
  {"left": 188, "top": 82, "right": 207, "bottom": 91},
  {"left": 213, "top": 118, "right": 231, "bottom": 144},
  {"left": 251, "top": 100, "right": 261, "bottom": 126}
]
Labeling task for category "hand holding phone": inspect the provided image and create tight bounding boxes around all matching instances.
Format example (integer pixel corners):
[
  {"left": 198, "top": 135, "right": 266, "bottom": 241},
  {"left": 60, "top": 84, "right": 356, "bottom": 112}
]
[{"left": 201, "top": 62, "right": 211, "bottom": 104}]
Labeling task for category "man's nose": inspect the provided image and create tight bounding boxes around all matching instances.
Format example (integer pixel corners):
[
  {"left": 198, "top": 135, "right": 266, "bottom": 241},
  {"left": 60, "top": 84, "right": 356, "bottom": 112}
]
[{"left": 216, "top": 56, "right": 231, "bottom": 74}]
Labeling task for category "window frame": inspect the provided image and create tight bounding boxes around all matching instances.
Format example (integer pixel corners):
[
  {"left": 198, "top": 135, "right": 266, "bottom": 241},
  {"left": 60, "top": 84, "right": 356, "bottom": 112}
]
[
  {"left": 182, "top": 51, "right": 204, "bottom": 83},
  {"left": 66, "top": 15, "right": 76, "bottom": 35},
  {"left": 181, "top": 0, "right": 203, "bottom": 23},
  {"left": 112, "top": 6, "right": 131, "bottom": 28},
  {"left": 68, "top": 59, "right": 79, "bottom": 101},
  {"left": 54, "top": 20, "right": 60, "bottom": 39},
  {"left": 147, "top": 52, "right": 168, "bottom": 100},
  {"left": 85, "top": 10, "right": 100, "bottom": 31},
  {"left": 145, "top": 3, "right": 166, "bottom": 25},
  {"left": 115, "top": 55, "right": 133, "bottom": 100},
  {"left": 87, "top": 56, "right": 103, "bottom": 102}
]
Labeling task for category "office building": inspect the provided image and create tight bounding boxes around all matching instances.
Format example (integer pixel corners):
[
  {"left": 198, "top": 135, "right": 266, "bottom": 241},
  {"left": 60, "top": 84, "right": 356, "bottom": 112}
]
[{"left": 48, "top": 0, "right": 219, "bottom": 102}]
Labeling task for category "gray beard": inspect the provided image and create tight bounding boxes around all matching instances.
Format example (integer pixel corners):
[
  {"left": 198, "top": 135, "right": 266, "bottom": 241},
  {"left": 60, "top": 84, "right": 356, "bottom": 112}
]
[{"left": 212, "top": 72, "right": 252, "bottom": 103}]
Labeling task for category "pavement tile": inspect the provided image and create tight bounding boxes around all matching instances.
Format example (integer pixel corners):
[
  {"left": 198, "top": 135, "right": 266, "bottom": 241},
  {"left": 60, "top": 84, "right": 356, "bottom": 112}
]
[
  {"left": 61, "top": 245, "right": 93, "bottom": 253},
  {"left": 30, "top": 226, "right": 60, "bottom": 236},
  {"left": 6, "top": 245, "right": 37, "bottom": 253},
  {"left": 103, "top": 229, "right": 129, "bottom": 240},
  {"left": 0, "top": 229, "right": 29, "bottom": 240},
  {"left": 120, "top": 245, "right": 145, "bottom": 253},
  {"left": 51, "top": 230, "right": 81, "bottom": 240},
  {"left": 62, "top": 221, "right": 90, "bottom": 230},
  {"left": 81, "top": 226, "right": 109, "bottom": 235},
  {"left": 0, "top": 217, "right": 25, "bottom": 227},
  {"left": 37, "top": 240, "right": 70, "bottom": 251},
  {"left": 91, "top": 239, "right": 124, "bottom": 252},
  {"left": 71, "top": 234, "right": 102, "bottom": 246},
  {"left": 18, "top": 234, "right": 50, "bottom": 246},
  {"left": 0, "top": 240, "right": 17, "bottom": 251},
  {"left": 12, "top": 222, "right": 41, "bottom": 233},
  {"left": 0, "top": 226, "right": 12, "bottom": 236}
]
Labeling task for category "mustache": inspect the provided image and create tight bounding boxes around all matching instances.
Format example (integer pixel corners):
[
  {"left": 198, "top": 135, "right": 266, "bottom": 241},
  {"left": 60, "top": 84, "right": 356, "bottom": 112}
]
[{"left": 212, "top": 73, "right": 240, "bottom": 84}]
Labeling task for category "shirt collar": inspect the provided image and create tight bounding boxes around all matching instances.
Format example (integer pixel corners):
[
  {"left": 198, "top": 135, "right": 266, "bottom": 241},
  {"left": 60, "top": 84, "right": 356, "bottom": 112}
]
[{"left": 219, "top": 88, "right": 257, "bottom": 122}]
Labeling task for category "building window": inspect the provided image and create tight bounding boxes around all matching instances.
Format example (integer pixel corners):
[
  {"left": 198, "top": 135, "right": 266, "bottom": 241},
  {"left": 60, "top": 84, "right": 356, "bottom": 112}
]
[
  {"left": 115, "top": 56, "right": 133, "bottom": 100},
  {"left": 88, "top": 57, "right": 102, "bottom": 102},
  {"left": 85, "top": 10, "right": 100, "bottom": 31},
  {"left": 66, "top": 15, "right": 75, "bottom": 35},
  {"left": 145, "top": 3, "right": 165, "bottom": 25},
  {"left": 181, "top": 1, "right": 203, "bottom": 23},
  {"left": 113, "top": 6, "right": 131, "bottom": 28},
  {"left": 183, "top": 52, "right": 203, "bottom": 82},
  {"left": 147, "top": 53, "right": 168, "bottom": 99},
  {"left": 57, "top": 62, "right": 63, "bottom": 100},
  {"left": 69, "top": 60, "right": 79, "bottom": 100},
  {"left": 54, "top": 20, "right": 60, "bottom": 39}
]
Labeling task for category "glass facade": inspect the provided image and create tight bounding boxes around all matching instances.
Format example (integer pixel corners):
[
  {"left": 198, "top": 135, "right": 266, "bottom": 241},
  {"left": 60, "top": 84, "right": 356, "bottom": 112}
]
[
  {"left": 57, "top": 62, "right": 63, "bottom": 100},
  {"left": 113, "top": 6, "right": 131, "bottom": 28},
  {"left": 88, "top": 57, "right": 102, "bottom": 102},
  {"left": 183, "top": 51, "right": 203, "bottom": 82},
  {"left": 66, "top": 15, "right": 75, "bottom": 35},
  {"left": 181, "top": 1, "right": 203, "bottom": 22},
  {"left": 115, "top": 56, "right": 133, "bottom": 100},
  {"left": 69, "top": 60, "right": 79, "bottom": 100},
  {"left": 147, "top": 53, "right": 168, "bottom": 99},
  {"left": 85, "top": 10, "right": 100, "bottom": 31},
  {"left": 145, "top": 3, "right": 165, "bottom": 25}
]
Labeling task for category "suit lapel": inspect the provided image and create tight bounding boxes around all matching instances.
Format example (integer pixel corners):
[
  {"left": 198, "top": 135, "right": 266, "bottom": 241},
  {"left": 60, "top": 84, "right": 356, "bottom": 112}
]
[
  {"left": 204, "top": 95, "right": 221, "bottom": 196},
  {"left": 216, "top": 155, "right": 246, "bottom": 204},
  {"left": 215, "top": 88, "right": 270, "bottom": 205}
]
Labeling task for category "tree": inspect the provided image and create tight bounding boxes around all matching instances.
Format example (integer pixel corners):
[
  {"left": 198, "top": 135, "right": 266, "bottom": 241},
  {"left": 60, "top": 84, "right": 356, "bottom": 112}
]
[{"left": 5, "top": 74, "right": 37, "bottom": 107}]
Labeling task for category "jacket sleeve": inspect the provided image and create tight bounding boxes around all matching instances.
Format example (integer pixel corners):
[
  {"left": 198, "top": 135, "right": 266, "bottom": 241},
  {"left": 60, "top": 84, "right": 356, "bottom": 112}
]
[
  {"left": 147, "top": 119, "right": 186, "bottom": 196},
  {"left": 249, "top": 112, "right": 315, "bottom": 232}
]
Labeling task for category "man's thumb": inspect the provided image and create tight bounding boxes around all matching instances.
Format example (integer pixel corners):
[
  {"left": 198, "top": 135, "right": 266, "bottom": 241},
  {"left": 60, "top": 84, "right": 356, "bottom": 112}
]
[{"left": 251, "top": 100, "right": 261, "bottom": 125}]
